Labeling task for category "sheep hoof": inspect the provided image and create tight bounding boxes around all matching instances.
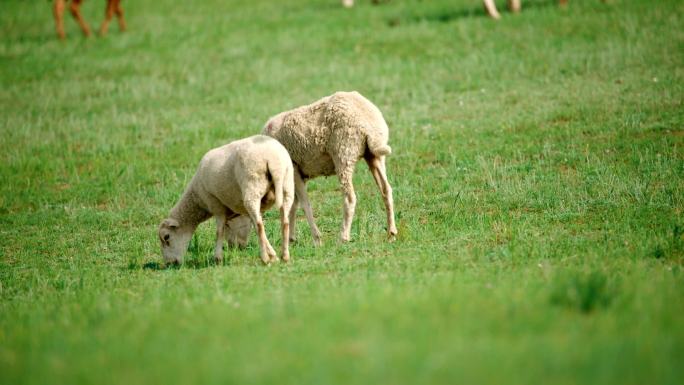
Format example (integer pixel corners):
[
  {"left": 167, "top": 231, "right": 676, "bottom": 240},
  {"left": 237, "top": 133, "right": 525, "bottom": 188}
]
[
  {"left": 313, "top": 237, "right": 323, "bottom": 247},
  {"left": 282, "top": 253, "right": 290, "bottom": 263},
  {"left": 261, "top": 257, "right": 271, "bottom": 265},
  {"left": 214, "top": 256, "right": 223, "bottom": 265},
  {"left": 166, "top": 259, "right": 181, "bottom": 268},
  {"left": 227, "top": 238, "right": 248, "bottom": 249}
]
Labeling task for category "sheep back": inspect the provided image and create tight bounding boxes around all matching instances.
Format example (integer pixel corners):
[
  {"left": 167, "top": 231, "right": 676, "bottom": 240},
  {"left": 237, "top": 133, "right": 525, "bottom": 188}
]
[
  {"left": 263, "top": 91, "right": 390, "bottom": 179},
  {"left": 192, "top": 135, "right": 292, "bottom": 216}
]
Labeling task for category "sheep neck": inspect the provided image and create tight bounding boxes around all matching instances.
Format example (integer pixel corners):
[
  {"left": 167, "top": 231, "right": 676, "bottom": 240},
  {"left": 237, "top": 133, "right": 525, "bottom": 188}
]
[{"left": 169, "top": 189, "right": 209, "bottom": 230}]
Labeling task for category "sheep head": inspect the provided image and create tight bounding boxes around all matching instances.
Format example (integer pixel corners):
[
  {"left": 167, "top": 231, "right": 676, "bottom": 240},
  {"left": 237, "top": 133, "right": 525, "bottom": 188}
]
[{"left": 158, "top": 218, "right": 192, "bottom": 265}]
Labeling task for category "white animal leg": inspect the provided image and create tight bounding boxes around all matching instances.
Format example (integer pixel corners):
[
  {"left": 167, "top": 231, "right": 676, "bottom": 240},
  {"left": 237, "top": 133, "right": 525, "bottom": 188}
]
[
  {"left": 367, "top": 156, "right": 397, "bottom": 240},
  {"left": 483, "top": 0, "right": 501, "bottom": 19},
  {"left": 288, "top": 195, "right": 298, "bottom": 242},
  {"left": 294, "top": 170, "right": 323, "bottom": 246},
  {"left": 214, "top": 215, "right": 226, "bottom": 263},
  {"left": 335, "top": 161, "right": 356, "bottom": 242},
  {"left": 225, "top": 215, "right": 251, "bottom": 248},
  {"left": 280, "top": 198, "right": 294, "bottom": 263},
  {"left": 245, "top": 199, "right": 277, "bottom": 264}
]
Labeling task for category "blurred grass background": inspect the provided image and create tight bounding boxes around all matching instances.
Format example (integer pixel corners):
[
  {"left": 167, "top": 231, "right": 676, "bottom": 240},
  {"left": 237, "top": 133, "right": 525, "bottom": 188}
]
[{"left": 1, "top": 0, "right": 683, "bottom": 384}]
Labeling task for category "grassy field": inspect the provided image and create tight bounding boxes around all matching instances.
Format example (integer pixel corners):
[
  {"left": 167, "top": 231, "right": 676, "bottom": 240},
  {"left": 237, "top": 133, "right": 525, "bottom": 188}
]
[{"left": 1, "top": 0, "right": 683, "bottom": 383}]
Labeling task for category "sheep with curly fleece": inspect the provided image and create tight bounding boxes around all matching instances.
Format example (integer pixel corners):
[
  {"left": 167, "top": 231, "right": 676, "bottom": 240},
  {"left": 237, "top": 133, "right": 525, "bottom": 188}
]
[
  {"left": 158, "top": 135, "right": 294, "bottom": 265},
  {"left": 262, "top": 91, "right": 397, "bottom": 244}
]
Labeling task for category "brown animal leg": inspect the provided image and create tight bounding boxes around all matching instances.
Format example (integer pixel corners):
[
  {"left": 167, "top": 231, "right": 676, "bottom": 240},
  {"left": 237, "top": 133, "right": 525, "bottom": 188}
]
[
  {"left": 54, "top": 0, "right": 66, "bottom": 39},
  {"left": 99, "top": 0, "right": 116, "bottom": 35},
  {"left": 508, "top": 0, "right": 521, "bottom": 13},
  {"left": 69, "top": 0, "right": 91, "bottom": 37},
  {"left": 114, "top": 0, "right": 126, "bottom": 32}
]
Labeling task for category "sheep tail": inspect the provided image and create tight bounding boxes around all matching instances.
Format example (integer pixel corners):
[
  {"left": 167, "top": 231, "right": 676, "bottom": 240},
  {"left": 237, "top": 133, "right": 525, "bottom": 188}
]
[
  {"left": 367, "top": 135, "right": 392, "bottom": 157},
  {"left": 268, "top": 161, "right": 284, "bottom": 209}
]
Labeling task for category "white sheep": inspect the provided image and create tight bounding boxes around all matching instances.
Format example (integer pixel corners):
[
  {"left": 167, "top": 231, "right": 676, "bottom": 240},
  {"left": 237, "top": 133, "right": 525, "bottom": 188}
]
[
  {"left": 343, "top": 1, "right": 581, "bottom": 20},
  {"left": 341, "top": 0, "right": 381, "bottom": 8},
  {"left": 261, "top": 91, "right": 397, "bottom": 244},
  {"left": 158, "top": 135, "right": 295, "bottom": 265}
]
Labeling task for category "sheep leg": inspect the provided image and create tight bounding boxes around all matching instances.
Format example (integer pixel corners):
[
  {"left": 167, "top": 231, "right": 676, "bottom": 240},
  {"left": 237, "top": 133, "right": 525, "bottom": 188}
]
[
  {"left": 99, "top": 0, "right": 116, "bottom": 35},
  {"left": 335, "top": 161, "right": 357, "bottom": 242},
  {"left": 366, "top": 155, "right": 398, "bottom": 240},
  {"left": 214, "top": 216, "right": 226, "bottom": 263},
  {"left": 508, "top": 0, "right": 521, "bottom": 13},
  {"left": 225, "top": 215, "right": 251, "bottom": 249},
  {"left": 69, "top": 0, "right": 91, "bottom": 37},
  {"left": 483, "top": 0, "right": 501, "bottom": 19},
  {"left": 280, "top": 200, "right": 293, "bottom": 263},
  {"left": 294, "top": 170, "right": 322, "bottom": 246},
  {"left": 54, "top": 0, "right": 66, "bottom": 39},
  {"left": 288, "top": 195, "right": 298, "bottom": 242},
  {"left": 245, "top": 200, "right": 277, "bottom": 264}
]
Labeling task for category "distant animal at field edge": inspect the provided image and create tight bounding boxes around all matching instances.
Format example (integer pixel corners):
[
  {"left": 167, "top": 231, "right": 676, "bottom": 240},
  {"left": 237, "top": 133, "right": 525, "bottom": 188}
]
[
  {"left": 342, "top": 0, "right": 381, "bottom": 8},
  {"left": 483, "top": 0, "right": 577, "bottom": 19},
  {"left": 53, "top": 0, "right": 125, "bottom": 39},
  {"left": 342, "top": 0, "right": 594, "bottom": 20}
]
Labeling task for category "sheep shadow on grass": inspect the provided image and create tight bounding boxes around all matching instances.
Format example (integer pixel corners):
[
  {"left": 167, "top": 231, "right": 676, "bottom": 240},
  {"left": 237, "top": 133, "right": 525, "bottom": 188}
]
[
  {"left": 138, "top": 235, "right": 264, "bottom": 271},
  {"left": 139, "top": 256, "right": 256, "bottom": 271}
]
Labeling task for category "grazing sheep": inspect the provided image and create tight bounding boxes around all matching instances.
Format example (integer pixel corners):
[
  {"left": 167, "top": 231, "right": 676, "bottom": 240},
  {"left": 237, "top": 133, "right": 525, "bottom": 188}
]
[
  {"left": 158, "top": 135, "right": 295, "bottom": 265},
  {"left": 483, "top": 0, "right": 598, "bottom": 19},
  {"left": 342, "top": 0, "right": 581, "bottom": 20},
  {"left": 342, "top": 0, "right": 381, "bottom": 8},
  {"left": 262, "top": 91, "right": 397, "bottom": 244}
]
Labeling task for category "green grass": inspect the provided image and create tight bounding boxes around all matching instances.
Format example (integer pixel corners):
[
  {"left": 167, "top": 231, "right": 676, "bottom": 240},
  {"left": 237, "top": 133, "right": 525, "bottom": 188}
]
[{"left": 1, "top": 0, "right": 683, "bottom": 384}]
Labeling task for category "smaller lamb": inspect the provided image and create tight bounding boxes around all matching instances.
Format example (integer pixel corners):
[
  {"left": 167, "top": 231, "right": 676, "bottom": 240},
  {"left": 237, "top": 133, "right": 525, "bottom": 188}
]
[{"left": 158, "top": 135, "right": 295, "bottom": 265}]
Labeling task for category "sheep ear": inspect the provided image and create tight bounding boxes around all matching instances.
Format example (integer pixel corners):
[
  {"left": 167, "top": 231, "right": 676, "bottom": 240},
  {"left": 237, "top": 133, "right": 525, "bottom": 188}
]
[{"left": 163, "top": 219, "right": 180, "bottom": 229}]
